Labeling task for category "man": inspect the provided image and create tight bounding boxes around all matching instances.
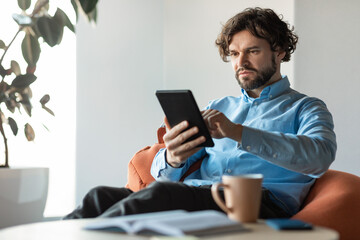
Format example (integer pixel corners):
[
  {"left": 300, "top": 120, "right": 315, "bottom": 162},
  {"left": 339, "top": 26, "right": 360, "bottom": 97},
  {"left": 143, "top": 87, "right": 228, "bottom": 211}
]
[{"left": 64, "top": 7, "right": 336, "bottom": 219}]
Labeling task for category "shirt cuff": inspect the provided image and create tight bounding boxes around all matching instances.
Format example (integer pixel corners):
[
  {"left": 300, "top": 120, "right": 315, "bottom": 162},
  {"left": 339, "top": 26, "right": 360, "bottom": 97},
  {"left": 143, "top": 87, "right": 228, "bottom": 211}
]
[
  {"left": 237, "top": 126, "right": 280, "bottom": 161},
  {"left": 150, "top": 148, "right": 185, "bottom": 181},
  {"left": 238, "top": 126, "right": 259, "bottom": 151}
]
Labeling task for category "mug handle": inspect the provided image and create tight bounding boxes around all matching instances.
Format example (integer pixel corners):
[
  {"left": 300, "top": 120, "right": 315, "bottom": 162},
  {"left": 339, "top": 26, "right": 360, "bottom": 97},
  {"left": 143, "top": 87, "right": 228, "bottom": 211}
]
[{"left": 211, "top": 183, "right": 230, "bottom": 213}]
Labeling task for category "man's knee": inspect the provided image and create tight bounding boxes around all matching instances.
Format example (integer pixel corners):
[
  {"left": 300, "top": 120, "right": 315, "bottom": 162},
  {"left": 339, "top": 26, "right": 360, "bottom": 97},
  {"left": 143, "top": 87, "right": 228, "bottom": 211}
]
[
  {"left": 83, "top": 185, "right": 132, "bottom": 204},
  {"left": 84, "top": 186, "right": 109, "bottom": 199},
  {"left": 147, "top": 181, "right": 183, "bottom": 194},
  {"left": 147, "top": 181, "right": 168, "bottom": 189}
]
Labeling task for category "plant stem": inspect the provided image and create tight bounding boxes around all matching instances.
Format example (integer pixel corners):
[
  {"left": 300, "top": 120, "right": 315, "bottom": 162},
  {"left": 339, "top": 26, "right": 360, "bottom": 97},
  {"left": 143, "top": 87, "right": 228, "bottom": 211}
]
[
  {"left": 0, "top": 114, "right": 9, "bottom": 168},
  {"left": 0, "top": 28, "right": 22, "bottom": 66},
  {"left": 0, "top": 27, "right": 22, "bottom": 168},
  {"left": 0, "top": 28, "right": 21, "bottom": 168}
]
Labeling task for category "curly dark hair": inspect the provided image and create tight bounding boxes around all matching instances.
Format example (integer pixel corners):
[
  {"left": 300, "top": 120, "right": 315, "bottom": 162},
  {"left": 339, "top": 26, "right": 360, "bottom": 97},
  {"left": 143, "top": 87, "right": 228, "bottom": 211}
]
[{"left": 215, "top": 7, "right": 298, "bottom": 62}]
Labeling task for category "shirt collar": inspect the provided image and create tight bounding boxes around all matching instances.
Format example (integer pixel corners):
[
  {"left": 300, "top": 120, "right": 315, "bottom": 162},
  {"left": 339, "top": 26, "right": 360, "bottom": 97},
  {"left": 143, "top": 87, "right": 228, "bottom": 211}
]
[{"left": 241, "top": 75, "right": 290, "bottom": 101}]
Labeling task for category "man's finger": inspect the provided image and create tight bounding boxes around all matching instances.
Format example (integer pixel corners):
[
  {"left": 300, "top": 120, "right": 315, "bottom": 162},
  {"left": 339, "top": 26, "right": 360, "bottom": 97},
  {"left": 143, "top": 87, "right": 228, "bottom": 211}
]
[
  {"left": 175, "top": 126, "right": 199, "bottom": 145},
  {"left": 172, "top": 136, "right": 206, "bottom": 156},
  {"left": 202, "top": 109, "right": 216, "bottom": 119},
  {"left": 165, "top": 126, "right": 199, "bottom": 150},
  {"left": 206, "top": 111, "right": 222, "bottom": 130},
  {"left": 163, "top": 121, "right": 189, "bottom": 141},
  {"left": 202, "top": 109, "right": 217, "bottom": 129}
]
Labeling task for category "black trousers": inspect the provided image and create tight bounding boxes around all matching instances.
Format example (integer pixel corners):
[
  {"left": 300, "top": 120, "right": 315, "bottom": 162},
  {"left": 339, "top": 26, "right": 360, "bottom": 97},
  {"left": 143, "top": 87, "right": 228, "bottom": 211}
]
[{"left": 63, "top": 181, "right": 291, "bottom": 219}]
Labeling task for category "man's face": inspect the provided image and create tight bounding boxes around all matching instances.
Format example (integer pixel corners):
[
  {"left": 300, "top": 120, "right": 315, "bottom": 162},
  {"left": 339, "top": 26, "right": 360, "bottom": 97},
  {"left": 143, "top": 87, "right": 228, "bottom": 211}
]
[{"left": 229, "top": 30, "right": 281, "bottom": 92}]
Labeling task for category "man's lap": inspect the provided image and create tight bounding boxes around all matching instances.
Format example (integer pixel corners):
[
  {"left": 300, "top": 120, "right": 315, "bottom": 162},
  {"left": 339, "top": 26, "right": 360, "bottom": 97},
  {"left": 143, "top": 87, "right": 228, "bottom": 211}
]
[{"left": 64, "top": 181, "right": 291, "bottom": 219}]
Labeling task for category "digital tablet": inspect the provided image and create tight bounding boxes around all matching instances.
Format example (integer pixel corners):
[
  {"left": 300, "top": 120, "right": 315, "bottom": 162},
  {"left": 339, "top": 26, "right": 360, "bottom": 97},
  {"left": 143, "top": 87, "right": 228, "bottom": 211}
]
[{"left": 156, "top": 90, "right": 214, "bottom": 148}]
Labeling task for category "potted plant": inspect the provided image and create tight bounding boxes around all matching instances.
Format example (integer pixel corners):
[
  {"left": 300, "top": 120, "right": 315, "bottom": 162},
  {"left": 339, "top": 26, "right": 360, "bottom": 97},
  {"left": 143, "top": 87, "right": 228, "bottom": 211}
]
[{"left": 0, "top": 0, "right": 98, "bottom": 228}]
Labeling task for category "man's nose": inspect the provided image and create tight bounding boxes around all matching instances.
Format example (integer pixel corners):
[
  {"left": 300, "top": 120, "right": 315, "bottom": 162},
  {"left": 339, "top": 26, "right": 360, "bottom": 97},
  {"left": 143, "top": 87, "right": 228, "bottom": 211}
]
[{"left": 237, "top": 53, "right": 248, "bottom": 68}]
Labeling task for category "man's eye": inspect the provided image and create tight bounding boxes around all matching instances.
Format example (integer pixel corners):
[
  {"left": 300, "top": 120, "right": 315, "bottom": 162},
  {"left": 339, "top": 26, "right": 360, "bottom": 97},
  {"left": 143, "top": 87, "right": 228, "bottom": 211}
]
[
  {"left": 230, "top": 52, "right": 238, "bottom": 57},
  {"left": 250, "top": 50, "right": 260, "bottom": 54}
]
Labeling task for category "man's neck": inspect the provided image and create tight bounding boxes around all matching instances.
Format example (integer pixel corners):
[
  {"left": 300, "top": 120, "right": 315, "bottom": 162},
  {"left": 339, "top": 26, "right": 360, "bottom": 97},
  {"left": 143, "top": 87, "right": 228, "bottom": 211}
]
[{"left": 247, "top": 73, "right": 283, "bottom": 98}]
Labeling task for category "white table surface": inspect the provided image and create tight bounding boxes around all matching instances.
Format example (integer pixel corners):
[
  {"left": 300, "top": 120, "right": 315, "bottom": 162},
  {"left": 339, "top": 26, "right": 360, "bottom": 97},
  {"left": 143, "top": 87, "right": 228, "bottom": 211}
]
[{"left": 0, "top": 218, "right": 339, "bottom": 240}]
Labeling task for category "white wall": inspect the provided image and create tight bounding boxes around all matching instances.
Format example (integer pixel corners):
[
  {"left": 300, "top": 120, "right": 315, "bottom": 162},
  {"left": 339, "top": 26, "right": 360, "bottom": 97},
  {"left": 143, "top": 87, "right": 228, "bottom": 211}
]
[
  {"left": 162, "top": 0, "right": 294, "bottom": 108},
  {"left": 76, "top": 0, "right": 164, "bottom": 202},
  {"left": 293, "top": 0, "right": 360, "bottom": 176},
  {"left": 75, "top": 0, "right": 296, "bottom": 204}
]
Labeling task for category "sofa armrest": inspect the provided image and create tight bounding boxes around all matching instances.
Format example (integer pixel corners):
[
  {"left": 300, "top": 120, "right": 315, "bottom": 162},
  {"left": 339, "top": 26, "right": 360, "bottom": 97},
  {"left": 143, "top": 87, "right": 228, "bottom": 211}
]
[
  {"left": 292, "top": 169, "right": 360, "bottom": 240},
  {"left": 125, "top": 144, "right": 163, "bottom": 192}
]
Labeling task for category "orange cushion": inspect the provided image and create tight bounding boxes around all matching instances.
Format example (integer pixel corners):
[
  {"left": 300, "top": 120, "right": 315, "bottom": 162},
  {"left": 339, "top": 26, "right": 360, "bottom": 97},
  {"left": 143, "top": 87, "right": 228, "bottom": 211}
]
[
  {"left": 292, "top": 169, "right": 360, "bottom": 240},
  {"left": 126, "top": 126, "right": 166, "bottom": 191},
  {"left": 125, "top": 143, "right": 164, "bottom": 192}
]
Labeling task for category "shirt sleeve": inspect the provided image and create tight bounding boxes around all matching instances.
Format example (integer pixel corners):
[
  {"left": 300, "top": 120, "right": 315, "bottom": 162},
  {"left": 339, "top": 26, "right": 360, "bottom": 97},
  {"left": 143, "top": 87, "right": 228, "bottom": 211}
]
[
  {"left": 238, "top": 99, "right": 337, "bottom": 177},
  {"left": 151, "top": 148, "right": 207, "bottom": 181}
]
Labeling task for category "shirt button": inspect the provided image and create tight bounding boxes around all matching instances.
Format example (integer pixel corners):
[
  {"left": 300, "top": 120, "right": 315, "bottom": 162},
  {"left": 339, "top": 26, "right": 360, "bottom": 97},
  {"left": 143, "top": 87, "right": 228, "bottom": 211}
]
[
  {"left": 273, "top": 153, "right": 277, "bottom": 158},
  {"left": 246, "top": 146, "right": 251, "bottom": 151},
  {"left": 227, "top": 169, "right": 232, "bottom": 174}
]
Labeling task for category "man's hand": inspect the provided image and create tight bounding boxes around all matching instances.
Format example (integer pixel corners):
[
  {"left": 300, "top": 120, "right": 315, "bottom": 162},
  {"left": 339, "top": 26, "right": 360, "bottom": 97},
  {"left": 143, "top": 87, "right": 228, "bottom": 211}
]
[
  {"left": 163, "top": 121, "right": 206, "bottom": 168},
  {"left": 202, "top": 109, "right": 243, "bottom": 142}
]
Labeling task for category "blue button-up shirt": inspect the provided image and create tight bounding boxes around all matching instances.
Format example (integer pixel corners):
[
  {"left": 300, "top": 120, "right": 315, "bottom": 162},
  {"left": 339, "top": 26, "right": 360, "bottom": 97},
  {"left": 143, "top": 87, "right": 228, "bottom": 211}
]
[{"left": 151, "top": 76, "right": 337, "bottom": 215}]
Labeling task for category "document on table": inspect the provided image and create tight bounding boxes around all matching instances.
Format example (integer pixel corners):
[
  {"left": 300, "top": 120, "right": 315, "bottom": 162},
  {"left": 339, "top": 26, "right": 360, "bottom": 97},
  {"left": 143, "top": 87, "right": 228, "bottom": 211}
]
[{"left": 84, "top": 210, "right": 248, "bottom": 237}]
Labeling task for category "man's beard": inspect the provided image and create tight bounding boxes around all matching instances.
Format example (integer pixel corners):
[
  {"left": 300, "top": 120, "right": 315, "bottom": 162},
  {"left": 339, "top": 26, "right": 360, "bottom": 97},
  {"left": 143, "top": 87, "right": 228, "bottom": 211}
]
[{"left": 235, "top": 55, "right": 277, "bottom": 91}]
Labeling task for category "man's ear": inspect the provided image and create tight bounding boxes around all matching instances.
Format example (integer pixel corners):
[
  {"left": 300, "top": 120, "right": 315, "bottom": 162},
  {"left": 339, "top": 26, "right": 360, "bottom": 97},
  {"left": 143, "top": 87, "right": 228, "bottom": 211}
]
[{"left": 277, "top": 51, "right": 286, "bottom": 61}]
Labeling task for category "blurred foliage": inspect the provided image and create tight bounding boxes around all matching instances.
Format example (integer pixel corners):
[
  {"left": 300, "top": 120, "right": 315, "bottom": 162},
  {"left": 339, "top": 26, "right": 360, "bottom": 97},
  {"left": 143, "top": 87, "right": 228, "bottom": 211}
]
[{"left": 0, "top": 0, "right": 99, "bottom": 167}]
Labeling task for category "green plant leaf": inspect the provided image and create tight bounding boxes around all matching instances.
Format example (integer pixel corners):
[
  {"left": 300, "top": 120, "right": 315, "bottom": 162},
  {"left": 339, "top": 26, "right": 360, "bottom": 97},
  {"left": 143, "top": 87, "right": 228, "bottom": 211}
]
[
  {"left": 20, "top": 93, "right": 32, "bottom": 117},
  {"left": 37, "top": 16, "right": 63, "bottom": 47},
  {"left": 0, "top": 82, "right": 10, "bottom": 103},
  {"left": 79, "top": 0, "right": 98, "bottom": 14},
  {"left": 87, "top": 7, "right": 97, "bottom": 23},
  {"left": 0, "top": 94, "right": 6, "bottom": 104},
  {"left": 40, "top": 94, "right": 50, "bottom": 105},
  {"left": 0, "top": 40, "right": 6, "bottom": 49},
  {"left": 42, "top": 123, "right": 49, "bottom": 132},
  {"left": 0, "top": 65, "right": 6, "bottom": 78},
  {"left": 54, "top": 8, "right": 75, "bottom": 33},
  {"left": 33, "top": 0, "right": 49, "bottom": 14},
  {"left": 29, "top": 24, "right": 41, "bottom": 39},
  {"left": 11, "top": 73, "right": 37, "bottom": 89},
  {"left": 12, "top": 13, "right": 33, "bottom": 26},
  {"left": 40, "top": 94, "right": 54, "bottom": 116},
  {"left": 71, "top": 0, "right": 79, "bottom": 22},
  {"left": 8, "top": 117, "right": 18, "bottom": 136},
  {"left": 5, "top": 99, "right": 16, "bottom": 113},
  {"left": 42, "top": 105, "right": 55, "bottom": 116},
  {"left": 18, "top": 0, "right": 31, "bottom": 11},
  {"left": 22, "top": 33, "right": 41, "bottom": 66},
  {"left": 24, "top": 123, "right": 35, "bottom": 141},
  {"left": 11, "top": 61, "right": 21, "bottom": 76},
  {"left": 23, "top": 86, "right": 33, "bottom": 98}
]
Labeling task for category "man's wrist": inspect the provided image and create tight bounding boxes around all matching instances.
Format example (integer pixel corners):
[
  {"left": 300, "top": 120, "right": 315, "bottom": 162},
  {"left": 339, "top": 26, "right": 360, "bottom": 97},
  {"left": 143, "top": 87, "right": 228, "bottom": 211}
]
[
  {"left": 165, "top": 150, "right": 184, "bottom": 168},
  {"left": 228, "top": 123, "right": 243, "bottom": 143}
]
